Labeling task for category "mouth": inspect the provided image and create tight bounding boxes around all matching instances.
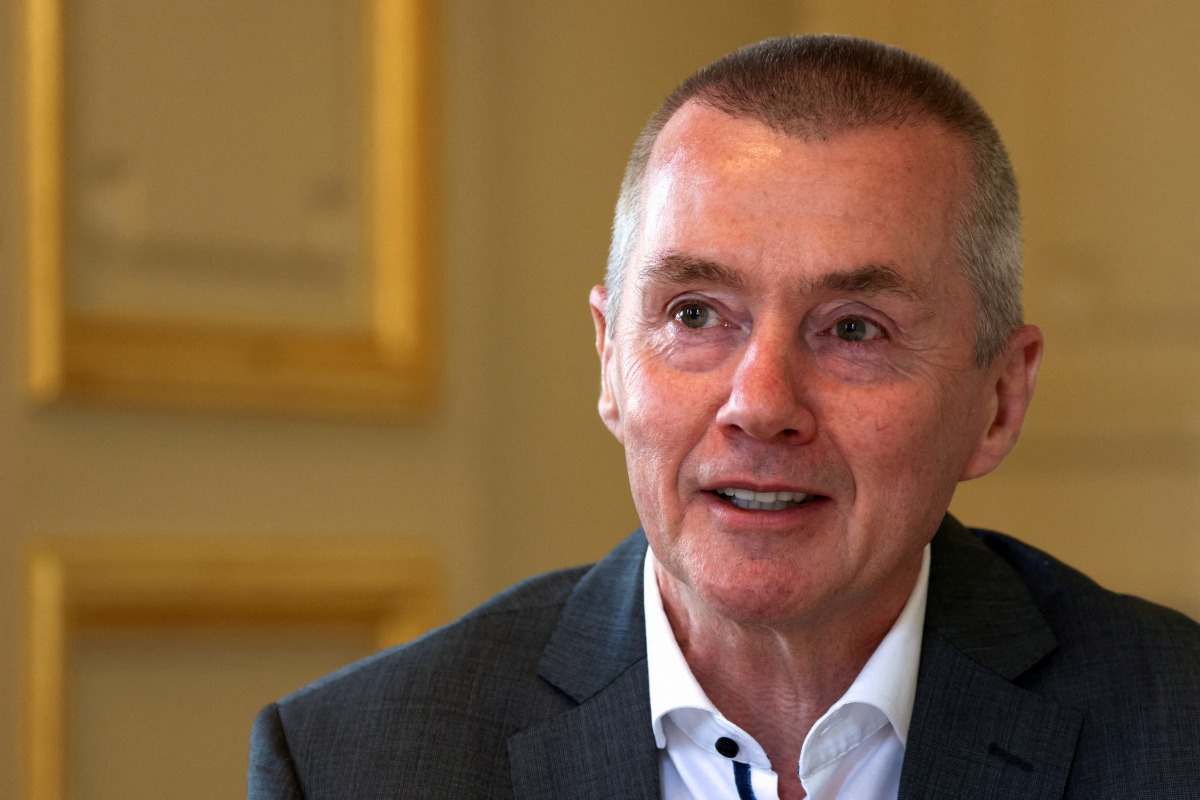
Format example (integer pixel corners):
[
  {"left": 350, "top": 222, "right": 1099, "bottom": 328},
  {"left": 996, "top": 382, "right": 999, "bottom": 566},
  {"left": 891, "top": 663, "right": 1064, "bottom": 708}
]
[{"left": 712, "top": 487, "right": 818, "bottom": 511}]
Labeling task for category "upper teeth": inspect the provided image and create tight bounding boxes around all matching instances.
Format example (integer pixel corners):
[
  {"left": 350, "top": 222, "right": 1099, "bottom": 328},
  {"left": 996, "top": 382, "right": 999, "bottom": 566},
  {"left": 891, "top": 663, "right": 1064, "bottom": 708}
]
[{"left": 716, "top": 488, "right": 811, "bottom": 510}]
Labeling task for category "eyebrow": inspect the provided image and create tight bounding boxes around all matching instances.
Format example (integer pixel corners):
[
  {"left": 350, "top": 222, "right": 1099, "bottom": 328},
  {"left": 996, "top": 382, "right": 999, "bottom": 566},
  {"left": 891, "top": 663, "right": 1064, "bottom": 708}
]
[
  {"left": 638, "top": 252, "right": 746, "bottom": 290},
  {"left": 808, "top": 263, "right": 924, "bottom": 301},
  {"left": 639, "top": 252, "right": 925, "bottom": 303}
]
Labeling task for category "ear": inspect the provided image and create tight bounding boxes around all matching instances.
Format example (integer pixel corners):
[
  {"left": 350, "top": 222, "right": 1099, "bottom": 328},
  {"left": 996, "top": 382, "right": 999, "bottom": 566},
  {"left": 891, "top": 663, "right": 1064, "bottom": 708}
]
[
  {"left": 589, "top": 285, "right": 624, "bottom": 443},
  {"left": 960, "top": 324, "right": 1044, "bottom": 481}
]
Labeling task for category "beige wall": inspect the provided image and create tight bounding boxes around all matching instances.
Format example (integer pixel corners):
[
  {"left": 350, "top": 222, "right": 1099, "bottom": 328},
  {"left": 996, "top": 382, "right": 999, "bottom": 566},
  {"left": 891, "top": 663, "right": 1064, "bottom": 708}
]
[{"left": 3, "top": 1, "right": 1198, "bottom": 797}]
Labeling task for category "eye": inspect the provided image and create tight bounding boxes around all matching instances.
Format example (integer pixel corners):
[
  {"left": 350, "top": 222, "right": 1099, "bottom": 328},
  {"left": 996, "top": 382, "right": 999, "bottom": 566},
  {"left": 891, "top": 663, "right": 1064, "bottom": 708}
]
[
  {"left": 673, "top": 302, "right": 719, "bottom": 330},
  {"left": 833, "top": 316, "right": 885, "bottom": 342}
]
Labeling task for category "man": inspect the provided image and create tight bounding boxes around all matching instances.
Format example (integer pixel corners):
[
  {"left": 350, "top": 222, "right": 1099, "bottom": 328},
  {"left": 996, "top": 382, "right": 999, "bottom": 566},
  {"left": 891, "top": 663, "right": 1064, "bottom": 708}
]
[{"left": 250, "top": 36, "right": 1200, "bottom": 799}]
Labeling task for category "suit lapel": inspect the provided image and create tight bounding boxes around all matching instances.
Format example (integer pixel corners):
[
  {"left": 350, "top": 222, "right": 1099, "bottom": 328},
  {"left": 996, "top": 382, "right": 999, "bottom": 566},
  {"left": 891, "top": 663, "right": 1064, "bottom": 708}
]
[
  {"left": 899, "top": 518, "right": 1083, "bottom": 800},
  {"left": 508, "top": 662, "right": 659, "bottom": 799},
  {"left": 508, "top": 531, "right": 660, "bottom": 800}
]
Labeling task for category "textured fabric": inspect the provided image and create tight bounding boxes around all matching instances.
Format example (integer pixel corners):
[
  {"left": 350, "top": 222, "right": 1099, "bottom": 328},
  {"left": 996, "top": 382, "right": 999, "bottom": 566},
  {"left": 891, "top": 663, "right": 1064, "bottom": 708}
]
[
  {"left": 249, "top": 516, "right": 1200, "bottom": 799},
  {"left": 646, "top": 546, "right": 929, "bottom": 799}
]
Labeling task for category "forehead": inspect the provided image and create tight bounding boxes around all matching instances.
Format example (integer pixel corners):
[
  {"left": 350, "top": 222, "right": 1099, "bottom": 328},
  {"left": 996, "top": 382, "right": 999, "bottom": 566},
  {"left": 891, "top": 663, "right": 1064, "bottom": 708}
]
[{"left": 634, "top": 102, "right": 973, "bottom": 298}]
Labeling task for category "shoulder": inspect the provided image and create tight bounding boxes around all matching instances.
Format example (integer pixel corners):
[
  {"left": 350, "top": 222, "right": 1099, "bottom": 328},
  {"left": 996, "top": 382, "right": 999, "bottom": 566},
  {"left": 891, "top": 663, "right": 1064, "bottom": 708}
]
[
  {"left": 971, "top": 527, "right": 1200, "bottom": 666},
  {"left": 281, "top": 560, "right": 590, "bottom": 718},
  {"left": 263, "top": 562, "right": 591, "bottom": 797},
  {"left": 963, "top": 526, "right": 1200, "bottom": 794},
  {"left": 258, "top": 531, "right": 651, "bottom": 798}
]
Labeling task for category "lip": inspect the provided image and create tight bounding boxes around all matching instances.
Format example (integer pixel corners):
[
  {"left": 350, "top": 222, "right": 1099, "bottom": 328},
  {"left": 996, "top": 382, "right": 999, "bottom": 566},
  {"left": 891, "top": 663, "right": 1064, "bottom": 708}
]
[
  {"left": 700, "top": 479, "right": 826, "bottom": 497},
  {"left": 696, "top": 493, "right": 830, "bottom": 536}
]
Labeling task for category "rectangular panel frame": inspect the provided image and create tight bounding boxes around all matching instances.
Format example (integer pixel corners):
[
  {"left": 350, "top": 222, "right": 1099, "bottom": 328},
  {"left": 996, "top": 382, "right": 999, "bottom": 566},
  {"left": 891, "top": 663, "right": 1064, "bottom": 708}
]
[
  {"left": 24, "top": 0, "right": 437, "bottom": 416},
  {"left": 23, "top": 535, "right": 442, "bottom": 800}
]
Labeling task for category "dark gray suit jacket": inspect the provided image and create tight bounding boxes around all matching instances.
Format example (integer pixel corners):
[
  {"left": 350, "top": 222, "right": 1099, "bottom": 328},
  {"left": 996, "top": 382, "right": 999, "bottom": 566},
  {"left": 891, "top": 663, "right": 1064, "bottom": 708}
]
[{"left": 249, "top": 516, "right": 1200, "bottom": 798}]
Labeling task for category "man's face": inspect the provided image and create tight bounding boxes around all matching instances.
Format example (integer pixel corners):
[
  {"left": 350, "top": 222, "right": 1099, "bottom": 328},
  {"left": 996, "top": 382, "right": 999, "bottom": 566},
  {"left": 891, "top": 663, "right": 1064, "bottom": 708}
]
[{"left": 591, "top": 102, "right": 1039, "bottom": 630}]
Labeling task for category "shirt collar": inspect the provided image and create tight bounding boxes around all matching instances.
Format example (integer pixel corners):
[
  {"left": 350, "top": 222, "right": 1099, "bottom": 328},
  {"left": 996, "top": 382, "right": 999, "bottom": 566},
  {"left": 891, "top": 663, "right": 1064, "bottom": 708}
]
[
  {"left": 644, "top": 544, "right": 930, "bottom": 760},
  {"left": 824, "top": 545, "right": 929, "bottom": 747}
]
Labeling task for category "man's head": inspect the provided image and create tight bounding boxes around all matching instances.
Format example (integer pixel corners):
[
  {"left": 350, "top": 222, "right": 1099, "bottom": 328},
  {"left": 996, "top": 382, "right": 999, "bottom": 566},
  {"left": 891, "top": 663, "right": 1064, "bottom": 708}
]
[
  {"left": 605, "top": 35, "right": 1022, "bottom": 367},
  {"left": 589, "top": 36, "right": 1042, "bottom": 632}
]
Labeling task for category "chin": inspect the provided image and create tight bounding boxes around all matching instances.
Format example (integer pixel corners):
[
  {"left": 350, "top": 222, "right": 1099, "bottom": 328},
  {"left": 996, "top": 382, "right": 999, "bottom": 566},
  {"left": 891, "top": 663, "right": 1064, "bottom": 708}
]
[{"left": 687, "top": 558, "right": 828, "bottom": 628}]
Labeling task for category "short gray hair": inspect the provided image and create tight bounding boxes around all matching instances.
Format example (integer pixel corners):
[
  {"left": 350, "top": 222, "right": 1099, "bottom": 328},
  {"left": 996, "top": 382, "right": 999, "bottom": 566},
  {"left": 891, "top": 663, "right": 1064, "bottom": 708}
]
[{"left": 605, "top": 35, "right": 1022, "bottom": 366}]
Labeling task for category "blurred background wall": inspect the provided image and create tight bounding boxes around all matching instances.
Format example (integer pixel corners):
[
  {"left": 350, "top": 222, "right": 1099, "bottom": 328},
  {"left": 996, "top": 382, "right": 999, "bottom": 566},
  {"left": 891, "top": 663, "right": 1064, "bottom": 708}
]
[{"left": 1, "top": 1, "right": 1197, "bottom": 797}]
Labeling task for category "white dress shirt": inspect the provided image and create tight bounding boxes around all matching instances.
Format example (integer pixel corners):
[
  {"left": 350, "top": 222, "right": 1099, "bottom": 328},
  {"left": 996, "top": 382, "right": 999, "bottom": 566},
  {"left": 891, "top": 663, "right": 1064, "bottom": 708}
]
[{"left": 644, "top": 545, "right": 930, "bottom": 800}]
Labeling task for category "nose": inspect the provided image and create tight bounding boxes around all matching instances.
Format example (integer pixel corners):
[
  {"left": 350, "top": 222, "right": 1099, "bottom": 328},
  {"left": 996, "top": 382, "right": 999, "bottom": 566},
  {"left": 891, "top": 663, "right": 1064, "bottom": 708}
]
[{"left": 715, "top": 328, "right": 816, "bottom": 444}]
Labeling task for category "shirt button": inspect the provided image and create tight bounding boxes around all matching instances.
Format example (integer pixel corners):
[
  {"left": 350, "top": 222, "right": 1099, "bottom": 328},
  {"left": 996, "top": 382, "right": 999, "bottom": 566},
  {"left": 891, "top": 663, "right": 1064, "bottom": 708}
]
[{"left": 715, "top": 737, "right": 739, "bottom": 758}]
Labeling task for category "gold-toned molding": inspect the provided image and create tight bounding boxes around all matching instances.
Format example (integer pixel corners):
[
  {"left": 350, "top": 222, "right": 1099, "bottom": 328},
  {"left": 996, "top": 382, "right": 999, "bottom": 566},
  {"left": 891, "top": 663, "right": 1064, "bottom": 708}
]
[
  {"left": 370, "top": 0, "right": 434, "bottom": 362},
  {"left": 23, "top": 534, "right": 443, "bottom": 800},
  {"left": 24, "top": 0, "right": 438, "bottom": 416},
  {"left": 25, "top": 0, "right": 66, "bottom": 401},
  {"left": 25, "top": 549, "right": 67, "bottom": 800}
]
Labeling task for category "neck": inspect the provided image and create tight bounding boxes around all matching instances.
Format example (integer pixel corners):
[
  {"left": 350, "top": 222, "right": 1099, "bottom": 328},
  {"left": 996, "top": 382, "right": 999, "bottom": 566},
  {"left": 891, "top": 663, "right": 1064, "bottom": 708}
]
[{"left": 655, "top": 555, "right": 921, "bottom": 779}]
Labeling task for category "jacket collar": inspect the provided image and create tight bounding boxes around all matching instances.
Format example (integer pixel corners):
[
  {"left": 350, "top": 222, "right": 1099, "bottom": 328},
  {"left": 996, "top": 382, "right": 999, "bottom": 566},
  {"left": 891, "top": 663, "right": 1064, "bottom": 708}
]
[{"left": 899, "top": 515, "right": 1082, "bottom": 799}]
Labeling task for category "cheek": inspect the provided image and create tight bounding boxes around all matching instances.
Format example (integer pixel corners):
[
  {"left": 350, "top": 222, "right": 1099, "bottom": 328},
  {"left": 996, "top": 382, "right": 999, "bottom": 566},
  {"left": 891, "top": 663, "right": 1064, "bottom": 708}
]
[
  {"left": 615, "top": 357, "right": 719, "bottom": 506},
  {"left": 617, "top": 351, "right": 710, "bottom": 442},
  {"left": 614, "top": 356, "right": 658, "bottom": 437},
  {"left": 615, "top": 361, "right": 680, "bottom": 482},
  {"left": 831, "top": 387, "right": 972, "bottom": 492}
]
